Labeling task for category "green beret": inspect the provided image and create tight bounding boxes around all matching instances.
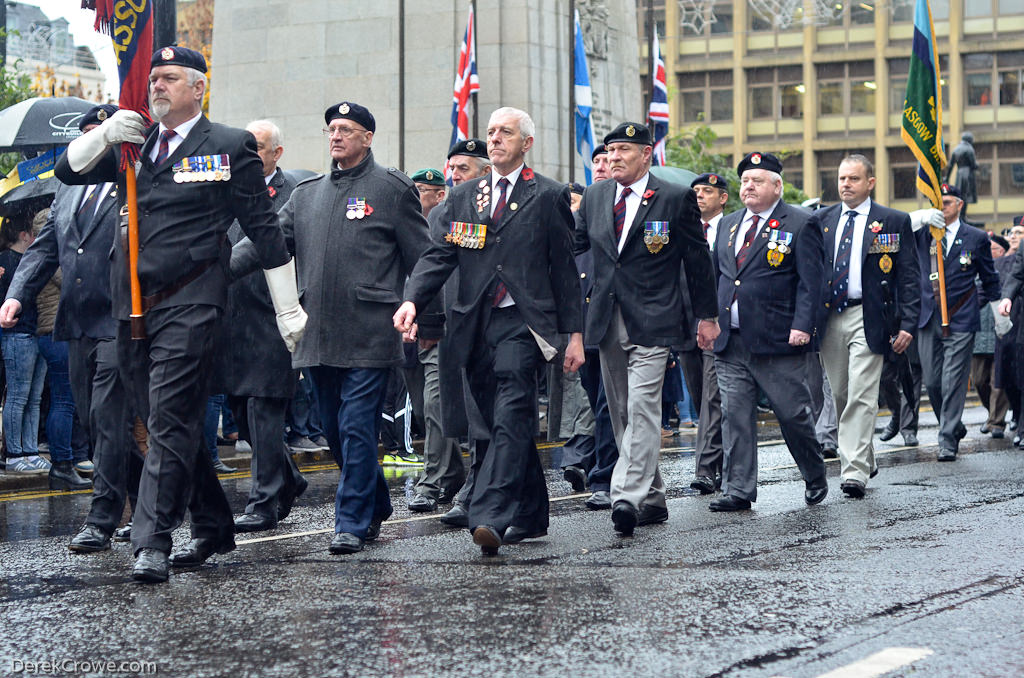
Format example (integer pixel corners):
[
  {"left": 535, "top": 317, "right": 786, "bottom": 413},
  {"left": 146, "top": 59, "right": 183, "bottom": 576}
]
[{"left": 411, "top": 168, "right": 445, "bottom": 186}]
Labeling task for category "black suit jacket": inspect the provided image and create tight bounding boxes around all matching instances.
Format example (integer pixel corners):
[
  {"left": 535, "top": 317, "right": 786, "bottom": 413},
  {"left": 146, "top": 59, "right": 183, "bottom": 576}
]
[
  {"left": 574, "top": 174, "right": 717, "bottom": 348},
  {"left": 405, "top": 167, "right": 582, "bottom": 367},
  {"left": 713, "top": 201, "right": 824, "bottom": 354},
  {"left": 817, "top": 200, "right": 921, "bottom": 354},
  {"left": 916, "top": 220, "right": 999, "bottom": 333},
  {"left": 6, "top": 182, "right": 119, "bottom": 340},
  {"left": 54, "top": 115, "right": 290, "bottom": 319}
]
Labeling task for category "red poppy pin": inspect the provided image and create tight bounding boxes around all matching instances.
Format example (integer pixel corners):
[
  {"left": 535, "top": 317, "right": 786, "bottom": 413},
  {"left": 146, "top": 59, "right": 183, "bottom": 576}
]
[
  {"left": 365, "top": 204, "right": 374, "bottom": 216},
  {"left": 643, "top": 189, "right": 655, "bottom": 199},
  {"left": 869, "top": 220, "right": 882, "bottom": 233},
  {"left": 268, "top": 185, "right": 277, "bottom": 198},
  {"left": 521, "top": 167, "right": 535, "bottom": 181},
  {"left": 768, "top": 218, "right": 779, "bottom": 229}
]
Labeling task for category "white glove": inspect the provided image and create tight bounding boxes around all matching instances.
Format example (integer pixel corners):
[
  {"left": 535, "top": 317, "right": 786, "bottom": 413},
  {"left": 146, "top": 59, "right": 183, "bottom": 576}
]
[
  {"left": 263, "top": 258, "right": 307, "bottom": 352},
  {"left": 67, "top": 110, "right": 147, "bottom": 173},
  {"left": 909, "top": 208, "right": 944, "bottom": 232},
  {"left": 991, "top": 301, "right": 1013, "bottom": 338}
]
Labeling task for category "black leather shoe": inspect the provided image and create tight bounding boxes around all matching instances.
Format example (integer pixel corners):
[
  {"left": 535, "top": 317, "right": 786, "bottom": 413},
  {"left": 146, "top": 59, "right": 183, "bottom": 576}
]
[
  {"left": 709, "top": 495, "right": 752, "bottom": 512},
  {"left": 234, "top": 513, "right": 276, "bottom": 532},
  {"left": 562, "top": 465, "right": 587, "bottom": 492},
  {"left": 637, "top": 504, "right": 668, "bottom": 526},
  {"left": 277, "top": 476, "right": 309, "bottom": 521},
  {"left": 903, "top": 432, "right": 919, "bottom": 446},
  {"left": 822, "top": 446, "right": 839, "bottom": 460},
  {"left": 611, "top": 500, "right": 638, "bottom": 535},
  {"left": 690, "top": 476, "right": 716, "bottom": 495},
  {"left": 440, "top": 503, "right": 469, "bottom": 527},
  {"left": 49, "top": 462, "right": 92, "bottom": 490},
  {"left": 954, "top": 423, "right": 967, "bottom": 441},
  {"left": 805, "top": 484, "right": 828, "bottom": 505},
  {"left": 169, "top": 537, "right": 235, "bottom": 567},
  {"left": 212, "top": 459, "right": 235, "bottom": 474},
  {"left": 937, "top": 449, "right": 957, "bottom": 462},
  {"left": 840, "top": 479, "right": 866, "bottom": 498},
  {"left": 408, "top": 494, "right": 437, "bottom": 513},
  {"left": 473, "top": 525, "right": 502, "bottom": 555},
  {"left": 132, "top": 548, "right": 168, "bottom": 583},
  {"left": 879, "top": 420, "right": 899, "bottom": 441},
  {"left": 366, "top": 512, "right": 391, "bottom": 542},
  {"left": 980, "top": 424, "right": 991, "bottom": 434},
  {"left": 329, "top": 532, "right": 364, "bottom": 554},
  {"left": 991, "top": 429, "right": 1005, "bottom": 439},
  {"left": 69, "top": 524, "right": 111, "bottom": 553},
  {"left": 1014, "top": 434, "right": 1022, "bottom": 446},
  {"left": 503, "top": 526, "right": 547, "bottom": 544},
  {"left": 585, "top": 490, "right": 612, "bottom": 510},
  {"left": 113, "top": 522, "right": 132, "bottom": 542}
]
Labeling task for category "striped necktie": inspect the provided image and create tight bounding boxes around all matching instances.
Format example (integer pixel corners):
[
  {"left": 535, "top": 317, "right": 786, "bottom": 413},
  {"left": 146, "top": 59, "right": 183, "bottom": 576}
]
[
  {"left": 831, "top": 210, "right": 857, "bottom": 313},
  {"left": 735, "top": 214, "right": 759, "bottom": 268},
  {"left": 491, "top": 177, "right": 511, "bottom": 306},
  {"left": 153, "top": 129, "right": 177, "bottom": 166},
  {"left": 614, "top": 186, "right": 631, "bottom": 241}
]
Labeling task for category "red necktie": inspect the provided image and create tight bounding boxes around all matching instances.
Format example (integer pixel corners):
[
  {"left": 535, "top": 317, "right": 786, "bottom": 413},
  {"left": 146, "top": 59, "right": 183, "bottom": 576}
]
[
  {"left": 736, "top": 214, "right": 760, "bottom": 268},
  {"left": 492, "top": 178, "right": 511, "bottom": 306},
  {"left": 153, "top": 128, "right": 177, "bottom": 166},
  {"left": 703, "top": 221, "right": 710, "bottom": 239},
  {"left": 614, "top": 187, "right": 631, "bottom": 240}
]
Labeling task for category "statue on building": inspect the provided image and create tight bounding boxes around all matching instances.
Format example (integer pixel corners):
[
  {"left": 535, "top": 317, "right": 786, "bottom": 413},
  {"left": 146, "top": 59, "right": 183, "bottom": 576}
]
[{"left": 946, "top": 131, "right": 978, "bottom": 205}]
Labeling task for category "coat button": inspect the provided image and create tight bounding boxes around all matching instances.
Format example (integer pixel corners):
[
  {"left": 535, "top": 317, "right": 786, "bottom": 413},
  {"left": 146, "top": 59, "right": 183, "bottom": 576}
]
[
  {"left": 77, "top": 248, "right": 84, "bottom": 255},
  {"left": 734, "top": 280, "right": 741, "bottom": 286},
  {"left": 495, "top": 236, "right": 501, "bottom": 243},
  {"left": 585, "top": 297, "right": 591, "bottom": 303},
  {"left": 75, "top": 278, "right": 82, "bottom": 284},
  {"left": 496, "top": 264, "right": 502, "bottom": 272},
  {"left": 580, "top": 272, "right": 586, "bottom": 279},
  {"left": 152, "top": 181, "right": 158, "bottom": 188}
]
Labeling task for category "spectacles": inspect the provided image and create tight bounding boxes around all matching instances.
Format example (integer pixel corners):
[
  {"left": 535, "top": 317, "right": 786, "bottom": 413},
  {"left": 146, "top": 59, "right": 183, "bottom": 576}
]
[{"left": 322, "top": 126, "right": 366, "bottom": 138}]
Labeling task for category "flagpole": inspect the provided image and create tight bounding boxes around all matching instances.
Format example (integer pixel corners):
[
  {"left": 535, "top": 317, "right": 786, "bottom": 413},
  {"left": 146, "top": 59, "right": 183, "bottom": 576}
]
[
  {"left": 471, "top": 0, "right": 479, "bottom": 138},
  {"left": 646, "top": 0, "right": 654, "bottom": 116},
  {"left": 399, "top": 0, "right": 406, "bottom": 170},
  {"left": 568, "top": 0, "right": 576, "bottom": 184}
]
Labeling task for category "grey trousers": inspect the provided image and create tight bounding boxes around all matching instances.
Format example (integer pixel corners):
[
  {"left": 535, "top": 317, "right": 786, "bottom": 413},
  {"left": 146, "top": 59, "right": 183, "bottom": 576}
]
[
  {"left": 715, "top": 333, "right": 828, "bottom": 502},
  {"left": 599, "top": 306, "right": 669, "bottom": 510},
  {"left": 694, "top": 350, "right": 724, "bottom": 478},
  {"left": 409, "top": 345, "right": 466, "bottom": 500},
  {"left": 917, "top": 313, "right": 975, "bottom": 453},
  {"left": 806, "top": 353, "right": 838, "bottom": 449}
]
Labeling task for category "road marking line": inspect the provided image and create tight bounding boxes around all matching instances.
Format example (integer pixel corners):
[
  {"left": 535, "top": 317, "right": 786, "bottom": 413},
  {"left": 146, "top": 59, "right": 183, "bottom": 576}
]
[
  {"left": 767, "top": 444, "right": 932, "bottom": 471},
  {"left": 814, "top": 647, "right": 933, "bottom": 678}
]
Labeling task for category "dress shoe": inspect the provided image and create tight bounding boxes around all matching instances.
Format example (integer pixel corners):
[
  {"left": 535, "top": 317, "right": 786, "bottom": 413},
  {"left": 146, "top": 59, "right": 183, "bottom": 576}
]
[
  {"left": 709, "top": 495, "right": 751, "bottom": 512},
  {"left": 562, "top": 465, "right": 587, "bottom": 492},
  {"left": 1014, "top": 434, "right": 1022, "bottom": 446},
  {"left": 234, "top": 439, "right": 253, "bottom": 455},
  {"left": 954, "top": 422, "right": 967, "bottom": 441},
  {"left": 690, "top": 476, "right": 716, "bottom": 495},
  {"left": 584, "top": 490, "right": 612, "bottom": 510},
  {"left": 329, "top": 532, "right": 364, "bottom": 554},
  {"left": 169, "top": 537, "right": 235, "bottom": 567},
  {"left": 822, "top": 446, "right": 839, "bottom": 460},
  {"left": 440, "top": 503, "right": 469, "bottom": 527},
  {"left": 879, "top": 420, "right": 899, "bottom": 441},
  {"left": 1012, "top": 420, "right": 1019, "bottom": 432},
  {"left": 870, "top": 467, "right": 879, "bottom": 479},
  {"left": 49, "top": 461, "right": 93, "bottom": 490},
  {"left": 992, "top": 429, "right": 1005, "bottom": 439},
  {"left": 234, "top": 512, "right": 276, "bottom": 532},
  {"left": 980, "top": 424, "right": 991, "bottom": 434},
  {"left": 805, "top": 485, "right": 828, "bottom": 505},
  {"left": 611, "top": 500, "right": 638, "bottom": 536},
  {"left": 503, "top": 526, "right": 547, "bottom": 544},
  {"left": 113, "top": 522, "right": 132, "bottom": 542},
  {"left": 473, "top": 525, "right": 502, "bottom": 555},
  {"left": 277, "top": 476, "right": 309, "bottom": 521},
  {"left": 937, "top": 448, "right": 957, "bottom": 462},
  {"left": 903, "top": 432, "right": 919, "bottom": 446},
  {"left": 408, "top": 493, "right": 437, "bottom": 513},
  {"left": 69, "top": 524, "right": 111, "bottom": 553},
  {"left": 132, "top": 548, "right": 169, "bottom": 583},
  {"left": 840, "top": 479, "right": 866, "bottom": 498},
  {"left": 212, "top": 459, "right": 235, "bottom": 474},
  {"left": 366, "top": 512, "right": 391, "bottom": 542},
  {"left": 637, "top": 504, "right": 668, "bottom": 526}
]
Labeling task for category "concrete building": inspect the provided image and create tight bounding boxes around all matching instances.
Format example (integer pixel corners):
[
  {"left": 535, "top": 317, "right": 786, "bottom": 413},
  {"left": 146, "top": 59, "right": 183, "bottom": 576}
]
[
  {"left": 640, "top": 0, "right": 1024, "bottom": 230},
  {"left": 210, "top": 0, "right": 642, "bottom": 180}
]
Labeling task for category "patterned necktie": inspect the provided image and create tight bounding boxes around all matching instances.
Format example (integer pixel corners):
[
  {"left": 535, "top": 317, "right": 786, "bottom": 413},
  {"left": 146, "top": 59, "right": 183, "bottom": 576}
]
[
  {"left": 735, "top": 214, "right": 760, "bottom": 268},
  {"left": 491, "top": 177, "right": 510, "bottom": 224},
  {"left": 77, "top": 185, "right": 100, "bottom": 224},
  {"left": 831, "top": 210, "right": 857, "bottom": 313},
  {"left": 614, "top": 187, "right": 632, "bottom": 241},
  {"left": 703, "top": 221, "right": 710, "bottom": 239},
  {"left": 153, "top": 128, "right": 177, "bottom": 166}
]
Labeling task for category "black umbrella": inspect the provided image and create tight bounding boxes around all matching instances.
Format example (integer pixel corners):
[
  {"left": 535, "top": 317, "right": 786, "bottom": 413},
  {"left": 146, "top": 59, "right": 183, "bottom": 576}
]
[
  {"left": 0, "top": 96, "right": 97, "bottom": 153},
  {"left": 0, "top": 176, "right": 58, "bottom": 218}
]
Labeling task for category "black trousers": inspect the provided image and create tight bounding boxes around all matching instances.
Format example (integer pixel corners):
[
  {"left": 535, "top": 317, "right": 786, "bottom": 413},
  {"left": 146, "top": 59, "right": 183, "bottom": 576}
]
[
  {"left": 879, "top": 342, "right": 923, "bottom": 435},
  {"left": 464, "top": 306, "right": 547, "bottom": 534},
  {"left": 228, "top": 394, "right": 306, "bottom": 520},
  {"left": 121, "top": 305, "right": 233, "bottom": 555},
  {"left": 69, "top": 336, "right": 142, "bottom": 533},
  {"left": 577, "top": 348, "right": 618, "bottom": 492}
]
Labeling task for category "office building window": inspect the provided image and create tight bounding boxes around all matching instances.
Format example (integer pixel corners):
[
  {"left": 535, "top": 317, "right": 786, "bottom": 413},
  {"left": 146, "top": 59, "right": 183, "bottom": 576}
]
[
  {"left": 818, "top": 61, "right": 875, "bottom": 116},
  {"left": 998, "top": 52, "right": 1024, "bottom": 105},
  {"left": 678, "top": 71, "right": 734, "bottom": 123},
  {"left": 893, "top": 0, "right": 950, "bottom": 20},
  {"left": 997, "top": 144, "right": 1024, "bottom": 197},
  {"left": 890, "top": 56, "right": 949, "bottom": 114},
  {"left": 749, "top": 66, "right": 803, "bottom": 119},
  {"left": 966, "top": 52, "right": 1024, "bottom": 107},
  {"left": 709, "top": 0, "right": 733, "bottom": 34},
  {"left": 890, "top": 147, "right": 919, "bottom": 200},
  {"left": 966, "top": 53, "right": 994, "bottom": 106}
]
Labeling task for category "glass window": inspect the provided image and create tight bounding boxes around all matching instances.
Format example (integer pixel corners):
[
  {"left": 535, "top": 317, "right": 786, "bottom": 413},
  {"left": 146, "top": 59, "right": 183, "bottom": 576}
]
[
  {"left": 999, "top": 161, "right": 1024, "bottom": 196},
  {"left": 820, "top": 170, "right": 840, "bottom": 202},
  {"left": 710, "top": 89, "right": 733, "bottom": 120},
  {"left": 851, "top": 81, "right": 876, "bottom": 113},
  {"left": 966, "top": 72, "right": 992, "bottom": 106},
  {"left": 931, "top": 0, "right": 950, "bottom": 20},
  {"left": 964, "top": 0, "right": 992, "bottom": 17},
  {"left": 976, "top": 163, "right": 992, "bottom": 197},
  {"left": 780, "top": 84, "right": 803, "bottom": 118},
  {"left": 891, "top": 76, "right": 908, "bottom": 113},
  {"left": 709, "top": 70, "right": 733, "bottom": 87},
  {"left": 999, "top": 71, "right": 1020, "bottom": 106},
  {"left": 892, "top": 166, "right": 918, "bottom": 200},
  {"left": 750, "top": 11, "right": 772, "bottom": 32},
  {"left": 964, "top": 53, "right": 994, "bottom": 70},
  {"left": 851, "top": 2, "right": 875, "bottom": 24},
  {"left": 751, "top": 86, "right": 774, "bottom": 118},
  {"left": 710, "top": 0, "right": 733, "bottom": 34},
  {"left": 999, "top": 0, "right": 1023, "bottom": 14},
  {"left": 682, "top": 90, "right": 705, "bottom": 122},
  {"left": 819, "top": 82, "right": 844, "bottom": 116},
  {"left": 892, "top": 0, "right": 914, "bottom": 21}
]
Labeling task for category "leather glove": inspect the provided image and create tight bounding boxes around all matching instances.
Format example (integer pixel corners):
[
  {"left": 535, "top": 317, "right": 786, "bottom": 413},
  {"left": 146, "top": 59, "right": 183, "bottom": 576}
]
[
  {"left": 992, "top": 301, "right": 1013, "bottom": 338},
  {"left": 909, "top": 208, "right": 944, "bottom": 232},
  {"left": 67, "top": 110, "right": 147, "bottom": 173},
  {"left": 262, "top": 258, "right": 307, "bottom": 352}
]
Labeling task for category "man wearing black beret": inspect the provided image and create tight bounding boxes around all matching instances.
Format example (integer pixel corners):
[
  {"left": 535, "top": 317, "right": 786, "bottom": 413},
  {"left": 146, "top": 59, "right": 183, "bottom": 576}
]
[
  {"left": 574, "top": 122, "right": 719, "bottom": 535},
  {"left": 446, "top": 138, "right": 491, "bottom": 186},
  {"left": 52, "top": 45, "right": 307, "bottom": 582}
]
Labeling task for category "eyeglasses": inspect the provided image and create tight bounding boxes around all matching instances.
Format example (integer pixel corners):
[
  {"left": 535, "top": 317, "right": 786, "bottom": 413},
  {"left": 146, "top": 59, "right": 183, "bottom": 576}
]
[{"left": 322, "top": 126, "right": 367, "bottom": 138}]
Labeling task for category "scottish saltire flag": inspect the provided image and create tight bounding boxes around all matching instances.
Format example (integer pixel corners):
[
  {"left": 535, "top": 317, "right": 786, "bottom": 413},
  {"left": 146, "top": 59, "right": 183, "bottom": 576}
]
[
  {"left": 82, "top": 0, "right": 153, "bottom": 168},
  {"left": 648, "top": 25, "right": 669, "bottom": 167},
  {"left": 447, "top": 3, "right": 480, "bottom": 184},
  {"left": 573, "top": 10, "right": 596, "bottom": 185},
  {"left": 901, "top": 0, "right": 946, "bottom": 208}
]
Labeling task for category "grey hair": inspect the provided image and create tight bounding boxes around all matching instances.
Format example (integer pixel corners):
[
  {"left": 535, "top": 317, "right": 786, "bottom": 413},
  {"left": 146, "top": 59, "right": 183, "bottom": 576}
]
[
  {"left": 489, "top": 107, "right": 535, "bottom": 140},
  {"left": 246, "top": 119, "right": 283, "bottom": 148},
  {"left": 185, "top": 67, "right": 208, "bottom": 89}
]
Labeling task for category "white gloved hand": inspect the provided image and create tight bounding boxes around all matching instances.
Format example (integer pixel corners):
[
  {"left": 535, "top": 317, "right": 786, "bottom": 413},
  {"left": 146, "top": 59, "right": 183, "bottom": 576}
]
[
  {"left": 909, "top": 208, "right": 944, "bottom": 232},
  {"left": 263, "top": 258, "right": 307, "bottom": 352},
  {"left": 67, "top": 110, "right": 147, "bottom": 173},
  {"left": 991, "top": 301, "right": 1013, "bottom": 337}
]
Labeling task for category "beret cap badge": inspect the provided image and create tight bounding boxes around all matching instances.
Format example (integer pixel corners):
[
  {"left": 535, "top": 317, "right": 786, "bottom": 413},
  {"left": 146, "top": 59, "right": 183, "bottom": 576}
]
[
  {"left": 161, "top": 47, "right": 174, "bottom": 60},
  {"left": 466, "top": 140, "right": 476, "bottom": 151},
  {"left": 625, "top": 125, "right": 636, "bottom": 137},
  {"left": 709, "top": 175, "right": 717, "bottom": 185},
  {"left": 339, "top": 103, "right": 350, "bottom": 115},
  {"left": 751, "top": 153, "right": 762, "bottom": 165},
  {"left": 97, "top": 109, "right": 108, "bottom": 121}
]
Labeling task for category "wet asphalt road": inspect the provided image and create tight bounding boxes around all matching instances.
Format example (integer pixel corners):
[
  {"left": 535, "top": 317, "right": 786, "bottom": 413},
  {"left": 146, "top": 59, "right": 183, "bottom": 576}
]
[{"left": 1, "top": 403, "right": 1022, "bottom": 678}]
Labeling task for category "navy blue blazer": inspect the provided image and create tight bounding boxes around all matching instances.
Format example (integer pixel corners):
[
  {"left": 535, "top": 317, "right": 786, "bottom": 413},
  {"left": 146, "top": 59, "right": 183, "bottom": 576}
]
[
  {"left": 6, "top": 182, "right": 119, "bottom": 340},
  {"left": 712, "top": 201, "right": 824, "bottom": 355},
  {"left": 916, "top": 220, "right": 1000, "bottom": 333},
  {"left": 816, "top": 200, "right": 921, "bottom": 355}
]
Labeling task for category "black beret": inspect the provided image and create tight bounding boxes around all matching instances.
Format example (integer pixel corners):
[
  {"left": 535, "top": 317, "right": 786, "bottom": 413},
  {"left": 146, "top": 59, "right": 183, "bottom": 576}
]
[
  {"left": 591, "top": 143, "right": 607, "bottom": 161},
  {"left": 410, "top": 168, "right": 445, "bottom": 186},
  {"left": 568, "top": 182, "right": 585, "bottom": 195},
  {"left": 152, "top": 45, "right": 207, "bottom": 73},
  {"left": 991, "top": 235, "right": 1010, "bottom": 251},
  {"left": 691, "top": 172, "right": 727, "bottom": 190},
  {"left": 737, "top": 151, "right": 783, "bottom": 176},
  {"left": 940, "top": 183, "right": 962, "bottom": 199},
  {"left": 79, "top": 104, "right": 118, "bottom": 131},
  {"left": 447, "top": 138, "right": 488, "bottom": 160},
  {"left": 603, "top": 122, "right": 652, "bottom": 147},
  {"left": 324, "top": 101, "right": 375, "bottom": 133},
  {"left": 1014, "top": 216, "right": 1024, "bottom": 227}
]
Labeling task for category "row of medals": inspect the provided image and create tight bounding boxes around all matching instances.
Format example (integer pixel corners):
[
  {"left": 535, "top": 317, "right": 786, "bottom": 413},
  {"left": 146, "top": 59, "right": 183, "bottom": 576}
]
[{"left": 174, "top": 169, "right": 231, "bottom": 183}]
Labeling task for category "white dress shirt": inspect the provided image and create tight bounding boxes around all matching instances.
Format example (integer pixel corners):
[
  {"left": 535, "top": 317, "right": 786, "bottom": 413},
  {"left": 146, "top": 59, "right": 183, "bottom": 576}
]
[
  {"left": 491, "top": 164, "right": 524, "bottom": 308},
  {"left": 832, "top": 197, "right": 871, "bottom": 301},
  {"left": 78, "top": 182, "right": 113, "bottom": 220},
  {"left": 149, "top": 111, "right": 203, "bottom": 164},
  {"left": 264, "top": 168, "right": 277, "bottom": 186},
  {"left": 704, "top": 211, "right": 723, "bottom": 251},
  {"left": 944, "top": 219, "right": 961, "bottom": 254},
  {"left": 615, "top": 172, "right": 650, "bottom": 253},
  {"left": 730, "top": 200, "right": 780, "bottom": 328}
]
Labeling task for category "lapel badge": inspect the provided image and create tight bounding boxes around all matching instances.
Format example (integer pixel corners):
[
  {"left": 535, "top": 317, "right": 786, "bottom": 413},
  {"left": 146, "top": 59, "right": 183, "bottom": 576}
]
[
  {"left": 521, "top": 167, "right": 535, "bottom": 181},
  {"left": 509, "top": 202, "right": 518, "bottom": 211},
  {"left": 879, "top": 253, "right": 893, "bottom": 273},
  {"left": 870, "top": 220, "right": 882, "bottom": 233}
]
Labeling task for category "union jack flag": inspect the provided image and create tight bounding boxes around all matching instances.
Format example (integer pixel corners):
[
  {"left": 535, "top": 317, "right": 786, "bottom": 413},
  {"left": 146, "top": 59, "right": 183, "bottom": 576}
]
[
  {"left": 647, "top": 25, "right": 669, "bottom": 167},
  {"left": 447, "top": 3, "right": 479, "bottom": 184}
]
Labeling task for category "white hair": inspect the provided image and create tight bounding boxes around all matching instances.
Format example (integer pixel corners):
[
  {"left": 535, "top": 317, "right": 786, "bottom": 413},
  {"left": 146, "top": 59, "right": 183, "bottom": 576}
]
[
  {"left": 246, "top": 119, "right": 283, "bottom": 148},
  {"left": 489, "top": 107, "right": 535, "bottom": 139},
  {"left": 185, "top": 67, "right": 207, "bottom": 89}
]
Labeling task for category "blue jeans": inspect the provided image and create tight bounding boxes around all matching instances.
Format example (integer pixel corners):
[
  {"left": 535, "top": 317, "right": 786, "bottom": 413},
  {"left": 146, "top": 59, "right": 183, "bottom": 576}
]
[
  {"left": 2, "top": 332, "right": 47, "bottom": 457},
  {"left": 203, "top": 394, "right": 236, "bottom": 461},
  {"left": 37, "top": 334, "right": 76, "bottom": 463}
]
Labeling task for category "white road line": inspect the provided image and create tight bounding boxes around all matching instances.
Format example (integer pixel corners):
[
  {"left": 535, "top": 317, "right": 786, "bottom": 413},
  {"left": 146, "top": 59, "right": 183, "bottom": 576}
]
[{"left": 805, "top": 647, "right": 934, "bottom": 678}]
